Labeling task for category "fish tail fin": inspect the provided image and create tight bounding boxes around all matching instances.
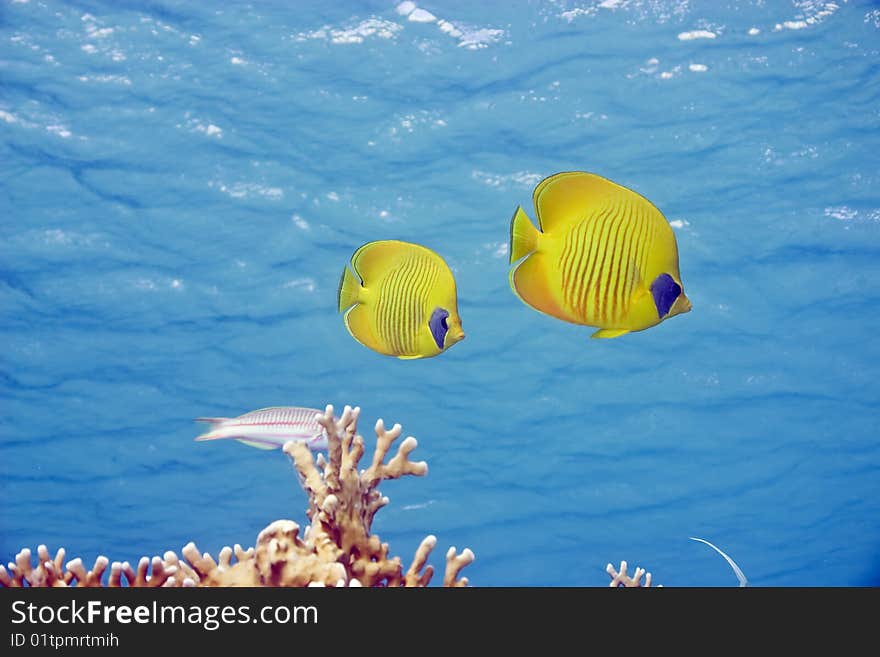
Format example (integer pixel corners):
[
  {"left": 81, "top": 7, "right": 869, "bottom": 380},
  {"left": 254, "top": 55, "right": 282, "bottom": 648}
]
[
  {"left": 194, "top": 430, "right": 226, "bottom": 442},
  {"left": 509, "top": 206, "right": 541, "bottom": 264},
  {"left": 195, "top": 417, "right": 230, "bottom": 424},
  {"left": 337, "top": 266, "right": 362, "bottom": 312}
]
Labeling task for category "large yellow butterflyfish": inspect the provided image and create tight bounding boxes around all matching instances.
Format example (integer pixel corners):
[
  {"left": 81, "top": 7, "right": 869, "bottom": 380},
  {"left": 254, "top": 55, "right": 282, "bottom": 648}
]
[
  {"left": 508, "top": 171, "right": 691, "bottom": 338},
  {"left": 338, "top": 240, "right": 465, "bottom": 359}
]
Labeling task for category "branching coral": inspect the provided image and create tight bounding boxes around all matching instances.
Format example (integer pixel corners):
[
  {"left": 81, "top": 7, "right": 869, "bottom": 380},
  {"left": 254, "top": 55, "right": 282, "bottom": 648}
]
[
  {"left": 1, "top": 404, "right": 474, "bottom": 588},
  {"left": 606, "top": 560, "right": 661, "bottom": 587}
]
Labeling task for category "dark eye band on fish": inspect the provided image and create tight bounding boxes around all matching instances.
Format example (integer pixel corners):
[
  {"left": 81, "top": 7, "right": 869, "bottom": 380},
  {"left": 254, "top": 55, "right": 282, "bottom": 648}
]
[{"left": 429, "top": 307, "right": 450, "bottom": 350}]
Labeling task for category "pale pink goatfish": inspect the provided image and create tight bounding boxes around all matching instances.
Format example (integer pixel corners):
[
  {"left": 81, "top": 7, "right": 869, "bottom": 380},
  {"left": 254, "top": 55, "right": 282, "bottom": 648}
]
[{"left": 194, "top": 406, "right": 328, "bottom": 451}]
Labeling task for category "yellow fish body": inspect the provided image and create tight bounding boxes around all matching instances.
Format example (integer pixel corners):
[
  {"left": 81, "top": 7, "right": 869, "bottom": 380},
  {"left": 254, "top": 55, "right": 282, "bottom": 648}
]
[
  {"left": 508, "top": 171, "right": 691, "bottom": 338},
  {"left": 338, "top": 240, "right": 465, "bottom": 359}
]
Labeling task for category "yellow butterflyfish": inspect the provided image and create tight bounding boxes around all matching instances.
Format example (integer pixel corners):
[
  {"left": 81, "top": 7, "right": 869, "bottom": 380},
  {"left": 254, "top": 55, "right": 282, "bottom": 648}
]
[
  {"left": 338, "top": 240, "right": 465, "bottom": 359},
  {"left": 508, "top": 171, "right": 691, "bottom": 338}
]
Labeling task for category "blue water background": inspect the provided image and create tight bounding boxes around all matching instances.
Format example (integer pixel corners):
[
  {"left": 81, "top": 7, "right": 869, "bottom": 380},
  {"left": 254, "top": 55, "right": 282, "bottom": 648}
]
[{"left": 2, "top": 0, "right": 879, "bottom": 586}]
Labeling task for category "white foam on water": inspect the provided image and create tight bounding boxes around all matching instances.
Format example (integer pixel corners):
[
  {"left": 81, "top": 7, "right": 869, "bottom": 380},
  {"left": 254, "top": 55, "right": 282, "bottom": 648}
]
[
  {"left": 481, "top": 242, "right": 509, "bottom": 259},
  {"left": 87, "top": 26, "right": 114, "bottom": 39},
  {"left": 748, "top": 27, "right": 761, "bottom": 35},
  {"left": 771, "top": 1, "right": 841, "bottom": 31},
  {"left": 291, "top": 214, "right": 310, "bottom": 230},
  {"left": 472, "top": 170, "right": 543, "bottom": 189},
  {"left": 230, "top": 56, "right": 245, "bottom": 65},
  {"left": 457, "top": 27, "right": 504, "bottom": 49},
  {"left": 774, "top": 20, "right": 808, "bottom": 31},
  {"left": 0, "top": 110, "right": 17, "bottom": 124},
  {"left": 209, "top": 181, "right": 283, "bottom": 200},
  {"left": 295, "top": 18, "right": 402, "bottom": 44},
  {"left": 409, "top": 8, "right": 437, "bottom": 23},
  {"left": 436, "top": 19, "right": 462, "bottom": 37},
  {"left": 46, "top": 124, "right": 72, "bottom": 138},
  {"left": 326, "top": 192, "right": 340, "bottom": 201},
  {"left": 689, "top": 63, "right": 708, "bottom": 72},
  {"left": 396, "top": 1, "right": 417, "bottom": 16},
  {"left": 824, "top": 206, "right": 879, "bottom": 223},
  {"left": 81, "top": 43, "right": 97, "bottom": 53},
  {"left": 669, "top": 219, "right": 691, "bottom": 229},
  {"left": 78, "top": 74, "right": 132, "bottom": 85},
  {"left": 283, "top": 278, "right": 316, "bottom": 293},
  {"left": 678, "top": 30, "right": 716, "bottom": 40}
]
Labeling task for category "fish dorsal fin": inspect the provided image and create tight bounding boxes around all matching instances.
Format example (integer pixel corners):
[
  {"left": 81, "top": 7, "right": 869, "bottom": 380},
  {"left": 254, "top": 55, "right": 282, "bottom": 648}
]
[
  {"left": 533, "top": 171, "right": 657, "bottom": 234},
  {"left": 533, "top": 172, "right": 617, "bottom": 232},
  {"left": 350, "top": 240, "right": 431, "bottom": 284}
]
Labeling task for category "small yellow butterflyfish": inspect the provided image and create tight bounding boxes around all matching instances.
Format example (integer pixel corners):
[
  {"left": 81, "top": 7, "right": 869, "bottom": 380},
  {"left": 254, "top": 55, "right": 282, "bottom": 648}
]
[
  {"left": 508, "top": 171, "right": 691, "bottom": 338},
  {"left": 338, "top": 240, "right": 465, "bottom": 359}
]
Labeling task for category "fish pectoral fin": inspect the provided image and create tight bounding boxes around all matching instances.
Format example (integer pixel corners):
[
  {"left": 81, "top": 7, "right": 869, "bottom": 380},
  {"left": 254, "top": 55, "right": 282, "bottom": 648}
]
[{"left": 591, "top": 328, "right": 630, "bottom": 339}]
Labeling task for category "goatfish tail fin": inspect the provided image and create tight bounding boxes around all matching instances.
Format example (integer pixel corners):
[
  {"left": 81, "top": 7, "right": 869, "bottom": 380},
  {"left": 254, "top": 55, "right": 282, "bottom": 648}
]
[
  {"left": 337, "top": 266, "right": 362, "bottom": 312},
  {"left": 509, "top": 206, "right": 541, "bottom": 264}
]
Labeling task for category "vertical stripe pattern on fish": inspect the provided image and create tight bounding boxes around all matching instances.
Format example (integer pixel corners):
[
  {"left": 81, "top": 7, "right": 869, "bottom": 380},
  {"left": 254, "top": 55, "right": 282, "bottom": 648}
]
[
  {"left": 337, "top": 240, "right": 465, "bottom": 359},
  {"left": 508, "top": 171, "right": 691, "bottom": 338}
]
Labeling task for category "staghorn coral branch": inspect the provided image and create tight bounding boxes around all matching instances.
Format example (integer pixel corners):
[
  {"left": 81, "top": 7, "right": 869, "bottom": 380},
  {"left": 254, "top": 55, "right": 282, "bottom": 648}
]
[
  {"left": 443, "top": 546, "right": 475, "bottom": 587},
  {"left": 606, "top": 560, "right": 659, "bottom": 587},
  {"left": 121, "top": 556, "right": 178, "bottom": 588},
  {"left": 362, "top": 419, "right": 428, "bottom": 488},
  {"left": 66, "top": 556, "right": 110, "bottom": 587},
  {"left": 405, "top": 535, "right": 437, "bottom": 587}
]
